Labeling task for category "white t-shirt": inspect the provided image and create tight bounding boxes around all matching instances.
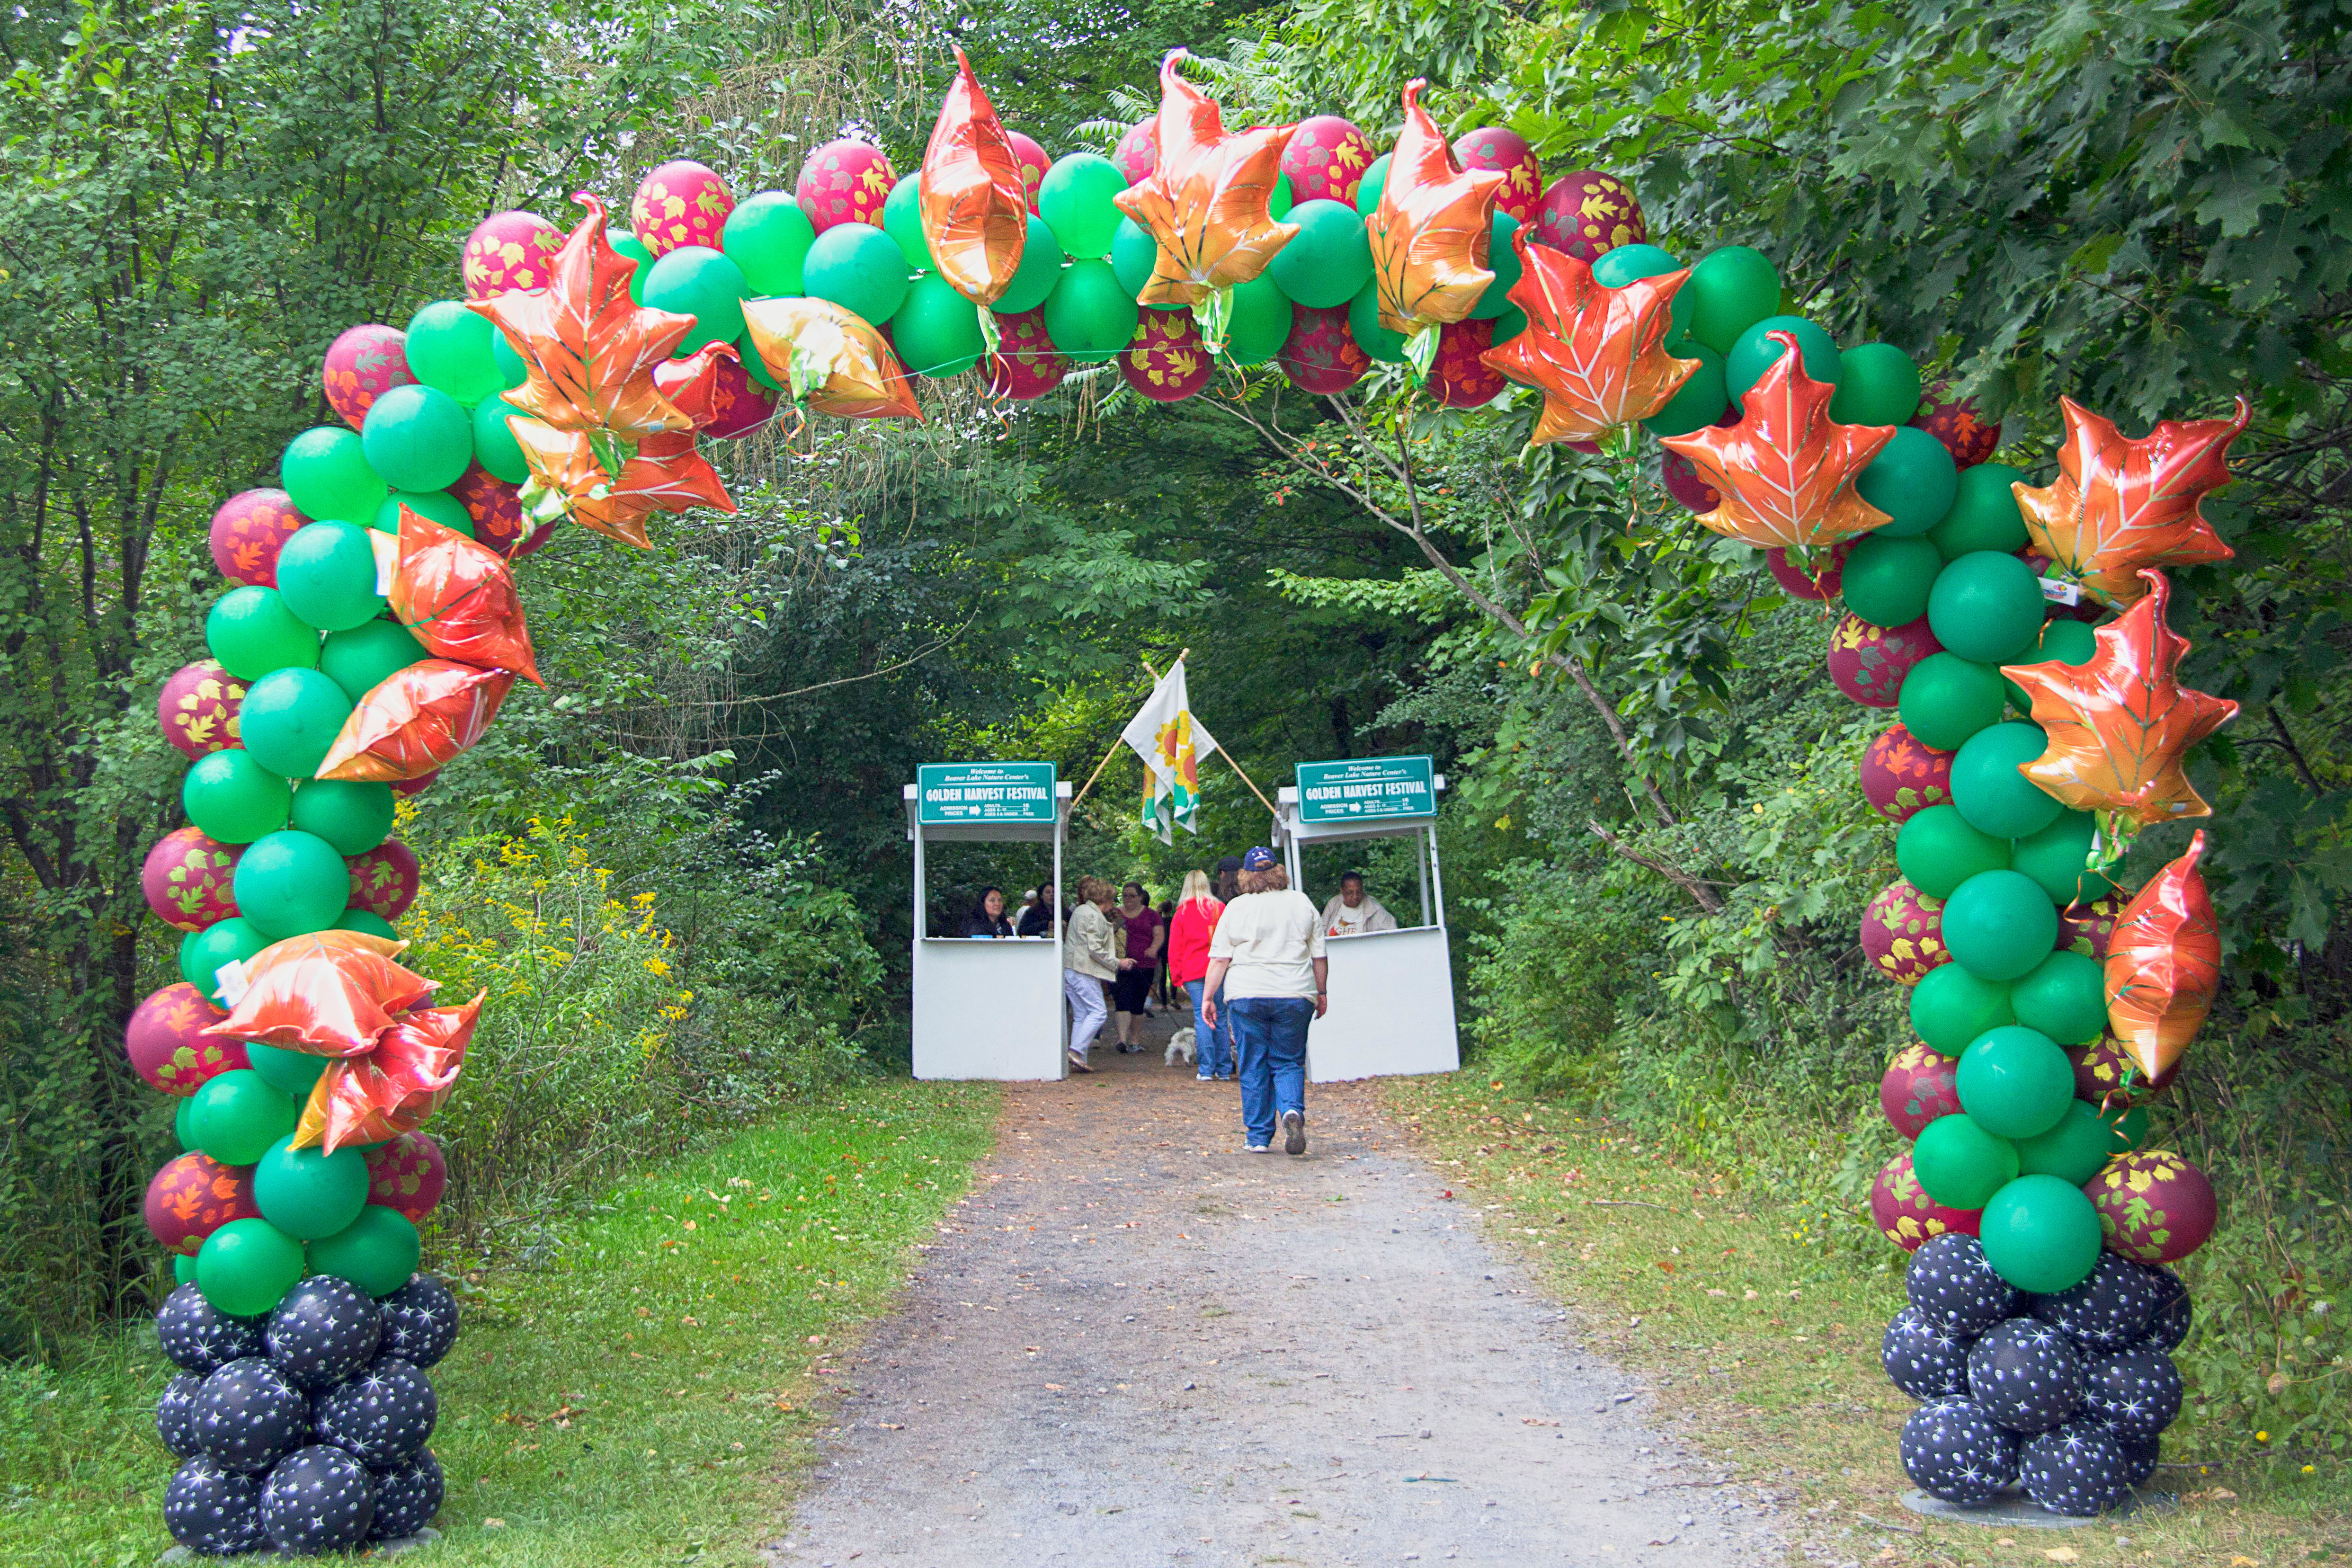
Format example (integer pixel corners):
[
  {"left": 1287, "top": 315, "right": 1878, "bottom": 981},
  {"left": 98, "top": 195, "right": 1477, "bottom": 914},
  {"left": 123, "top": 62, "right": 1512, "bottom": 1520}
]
[
  {"left": 1207, "top": 888, "right": 1327, "bottom": 1000},
  {"left": 1320, "top": 893, "right": 1397, "bottom": 936}
]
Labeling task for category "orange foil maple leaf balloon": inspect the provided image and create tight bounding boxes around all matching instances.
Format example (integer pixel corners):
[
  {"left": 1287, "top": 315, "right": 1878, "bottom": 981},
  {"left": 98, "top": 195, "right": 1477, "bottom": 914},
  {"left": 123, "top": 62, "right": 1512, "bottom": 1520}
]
[
  {"left": 2014, "top": 395, "right": 2249, "bottom": 609},
  {"left": 1657, "top": 330, "right": 1897, "bottom": 551},
  {"left": 2104, "top": 831, "right": 2221, "bottom": 1084},
  {"left": 2005, "top": 568, "right": 2239, "bottom": 829},
  {"left": 470, "top": 195, "right": 700, "bottom": 439},
  {"left": 389, "top": 508, "right": 542, "bottom": 684},
  {"left": 741, "top": 297, "right": 923, "bottom": 421},
  {"left": 199, "top": 931, "right": 437, "bottom": 1057},
  {"left": 1367, "top": 80, "right": 1503, "bottom": 350},
  {"left": 510, "top": 422, "right": 737, "bottom": 550},
  {"left": 316, "top": 658, "right": 516, "bottom": 782},
  {"left": 1111, "top": 50, "right": 1297, "bottom": 307},
  {"left": 295, "top": 992, "right": 482, "bottom": 1153},
  {"left": 1481, "top": 232, "right": 1700, "bottom": 444},
  {"left": 920, "top": 48, "right": 1029, "bottom": 307}
]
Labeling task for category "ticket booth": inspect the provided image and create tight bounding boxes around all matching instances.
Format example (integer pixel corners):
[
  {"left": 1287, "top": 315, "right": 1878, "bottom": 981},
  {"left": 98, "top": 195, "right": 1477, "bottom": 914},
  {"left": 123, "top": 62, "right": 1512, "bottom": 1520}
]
[
  {"left": 1274, "top": 756, "right": 1461, "bottom": 1082},
  {"left": 904, "top": 763, "right": 1071, "bottom": 1081}
]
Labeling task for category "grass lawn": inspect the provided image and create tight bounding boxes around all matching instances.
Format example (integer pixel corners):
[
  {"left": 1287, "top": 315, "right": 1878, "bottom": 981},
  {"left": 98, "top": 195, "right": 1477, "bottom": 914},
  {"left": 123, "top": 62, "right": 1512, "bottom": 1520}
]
[
  {"left": 0, "top": 1077, "right": 998, "bottom": 1568},
  {"left": 1385, "top": 1072, "right": 2347, "bottom": 1568}
]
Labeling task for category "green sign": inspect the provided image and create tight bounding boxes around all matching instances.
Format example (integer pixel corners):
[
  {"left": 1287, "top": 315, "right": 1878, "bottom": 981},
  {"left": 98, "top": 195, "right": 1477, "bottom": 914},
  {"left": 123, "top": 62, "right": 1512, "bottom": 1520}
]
[
  {"left": 1295, "top": 756, "right": 1436, "bottom": 823},
  {"left": 917, "top": 762, "right": 1059, "bottom": 824}
]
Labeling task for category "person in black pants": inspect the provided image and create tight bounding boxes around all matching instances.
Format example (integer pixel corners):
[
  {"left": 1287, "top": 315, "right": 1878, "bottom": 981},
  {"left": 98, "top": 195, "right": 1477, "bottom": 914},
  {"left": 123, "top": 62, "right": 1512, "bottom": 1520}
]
[{"left": 1110, "top": 881, "right": 1164, "bottom": 1052}]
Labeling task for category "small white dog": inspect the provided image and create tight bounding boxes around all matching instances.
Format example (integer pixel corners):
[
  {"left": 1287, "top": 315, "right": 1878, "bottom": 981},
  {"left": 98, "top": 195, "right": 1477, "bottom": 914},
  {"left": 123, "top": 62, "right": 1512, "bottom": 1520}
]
[{"left": 1165, "top": 1027, "right": 1196, "bottom": 1068}]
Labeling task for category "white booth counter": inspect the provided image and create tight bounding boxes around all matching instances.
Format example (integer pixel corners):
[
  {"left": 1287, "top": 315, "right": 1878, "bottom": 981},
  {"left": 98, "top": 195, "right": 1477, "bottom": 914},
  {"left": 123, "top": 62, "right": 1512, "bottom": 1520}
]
[
  {"left": 904, "top": 764, "right": 1070, "bottom": 1082},
  {"left": 1275, "top": 757, "right": 1461, "bottom": 1084}
]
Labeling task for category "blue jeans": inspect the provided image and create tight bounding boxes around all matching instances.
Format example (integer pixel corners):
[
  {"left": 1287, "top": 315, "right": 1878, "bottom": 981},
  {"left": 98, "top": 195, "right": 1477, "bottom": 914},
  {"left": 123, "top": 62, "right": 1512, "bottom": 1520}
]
[
  {"left": 1184, "top": 980, "right": 1236, "bottom": 1079},
  {"left": 1229, "top": 996, "right": 1312, "bottom": 1147}
]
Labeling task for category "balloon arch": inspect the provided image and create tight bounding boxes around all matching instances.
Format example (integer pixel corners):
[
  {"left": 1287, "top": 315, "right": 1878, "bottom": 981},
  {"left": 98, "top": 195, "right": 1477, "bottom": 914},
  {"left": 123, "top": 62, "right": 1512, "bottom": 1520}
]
[{"left": 134, "top": 46, "right": 2242, "bottom": 1550}]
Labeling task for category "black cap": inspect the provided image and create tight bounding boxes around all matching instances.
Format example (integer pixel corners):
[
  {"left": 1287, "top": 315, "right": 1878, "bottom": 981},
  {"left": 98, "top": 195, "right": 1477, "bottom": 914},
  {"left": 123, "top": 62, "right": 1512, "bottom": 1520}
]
[{"left": 1215, "top": 855, "right": 1243, "bottom": 873}]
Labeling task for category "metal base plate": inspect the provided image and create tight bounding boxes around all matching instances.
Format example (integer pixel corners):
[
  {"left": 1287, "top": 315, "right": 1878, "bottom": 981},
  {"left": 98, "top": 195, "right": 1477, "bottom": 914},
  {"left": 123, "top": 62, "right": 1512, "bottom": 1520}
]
[
  {"left": 161, "top": 1525, "right": 440, "bottom": 1561},
  {"left": 1900, "top": 1487, "right": 2173, "bottom": 1527}
]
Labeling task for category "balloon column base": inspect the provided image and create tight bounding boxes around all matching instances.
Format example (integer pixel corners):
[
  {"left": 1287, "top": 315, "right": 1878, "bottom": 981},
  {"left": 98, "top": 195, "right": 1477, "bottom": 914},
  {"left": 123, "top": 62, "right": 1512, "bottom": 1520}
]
[
  {"left": 160, "top": 1525, "right": 443, "bottom": 1562},
  {"left": 1899, "top": 1486, "right": 2172, "bottom": 1527}
]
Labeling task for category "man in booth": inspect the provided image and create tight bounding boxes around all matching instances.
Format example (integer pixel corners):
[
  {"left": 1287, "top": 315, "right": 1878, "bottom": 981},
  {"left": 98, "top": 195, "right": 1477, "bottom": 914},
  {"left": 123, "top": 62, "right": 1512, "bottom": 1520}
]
[{"left": 1319, "top": 870, "right": 1398, "bottom": 937}]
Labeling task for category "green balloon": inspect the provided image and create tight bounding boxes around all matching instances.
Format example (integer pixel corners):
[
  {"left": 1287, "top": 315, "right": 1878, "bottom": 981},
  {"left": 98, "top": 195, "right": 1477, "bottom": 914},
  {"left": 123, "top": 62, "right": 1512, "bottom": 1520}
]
[
  {"left": 644, "top": 245, "right": 748, "bottom": 353},
  {"left": 2034, "top": 618, "right": 2099, "bottom": 668},
  {"left": 320, "top": 619, "right": 426, "bottom": 704},
  {"left": 1911, "top": 1113, "right": 2018, "bottom": 1210},
  {"left": 1038, "top": 152, "right": 1129, "bottom": 260},
  {"left": 995, "top": 212, "right": 1068, "bottom": 315},
  {"left": 1354, "top": 152, "right": 1393, "bottom": 218},
  {"left": 240, "top": 668, "right": 354, "bottom": 779},
  {"left": 207, "top": 586, "right": 321, "bottom": 681},
  {"left": 272, "top": 520, "right": 385, "bottom": 633},
  {"left": 282, "top": 427, "right": 387, "bottom": 526},
  {"left": 1857, "top": 426, "right": 1959, "bottom": 538},
  {"left": 723, "top": 190, "right": 817, "bottom": 295},
  {"left": 2011, "top": 948, "right": 2108, "bottom": 1046},
  {"left": 1224, "top": 275, "right": 1293, "bottom": 366},
  {"left": 1957, "top": 1024, "right": 2075, "bottom": 1138},
  {"left": 373, "top": 489, "right": 474, "bottom": 537},
  {"left": 1943, "top": 869, "right": 2060, "bottom": 981},
  {"left": 405, "top": 300, "right": 502, "bottom": 405},
  {"left": 471, "top": 399, "right": 531, "bottom": 485},
  {"left": 1726, "top": 315, "right": 1841, "bottom": 407},
  {"left": 1930, "top": 550, "right": 2047, "bottom": 665},
  {"left": 1899, "top": 653, "right": 2007, "bottom": 750},
  {"left": 176, "top": 1093, "right": 200, "bottom": 1152},
  {"left": 234, "top": 829, "right": 351, "bottom": 940},
  {"left": 1910, "top": 963, "right": 2015, "bottom": 1057},
  {"left": 1978, "top": 1173, "right": 2103, "bottom": 1294},
  {"left": 183, "top": 748, "right": 294, "bottom": 843},
  {"left": 1041, "top": 258, "right": 1138, "bottom": 364},
  {"left": 1267, "top": 199, "right": 1372, "bottom": 310},
  {"left": 1588, "top": 241, "right": 1693, "bottom": 345},
  {"left": 243, "top": 1041, "right": 328, "bottom": 1100},
  {"left": 1828, "top": 342, "right": 1923, "bottom": 427},
  {"left": 1930, "top": 463, "right": 2030, "bottom": 560},
  {"left": 1489, "top": 303, "right": 1527, "bottom": 347},
  {"left": 610, "top": 232, "right": 655, "bottom": 304},
  {"left": 490, "top": 326, "right": 529, "bottom": 390},
  {"left": 1269, "top": 172, "right": 1294, "bottom": 220},
  {"left": 893, "top": 272, "right": 985, "bottom": 378},
  {"left": 880, "top": 176, "right": 932, "bottom": 272},
  {"left": 1109, "top": 216, "right": 1168, "bottom": 304},
  {"left": 196, "top": 1217, "right": 305, "bottom": 1318},
  {"left": 1642, "top": 345, "right": 1727, "bottom": 439},
  {"left": 802, "top": 222, "right": 909, "bottom": 326},
  {"left": 190, "top": 1070, "right": 299, "bottom": 1165},
  {"left": 289, "top": 778, "right": 394, "bottom": 856},
  {"left": 174, "top": 1251, "right": 198, "bottom": 1286},
  {"left": 307, "top": 1204, "right": 421, "bottom": 1298},
  {"left": 254, "top": 1134, "right": 370, "bottom": 1240},
  {"left": 362, "top": 383, "right": 472, "bottom": 493},
  {"left": 1896, "top": 803, "right": 2012, "bottom": 900},
  {"left": 1467, "top": 212, "right": 1524, "bottom": 321},
  {"left": 2011, "top": 809, "right": 2114, "bottom": 907},
  {"left": 180, "top": 918, "right": 269, "bottom": 1003},
  {"left": 1951, "top": 721, "right": 2060, "bottom": 839},
  {"left": 2013, "top": 1099, "right": 2130, "bottom": 1186},
  {"left": 1684, "top": 246, "right": 1781, "bottom": 356},
  {"left": 337, "top": 908, "right": 399, "bottom": 941},
  {"left": 1348, "top": 278, "right": 1407, "bottom": 364},
  {"left": 1841, "top": 535, "right": 1943, "bottom": 629}
]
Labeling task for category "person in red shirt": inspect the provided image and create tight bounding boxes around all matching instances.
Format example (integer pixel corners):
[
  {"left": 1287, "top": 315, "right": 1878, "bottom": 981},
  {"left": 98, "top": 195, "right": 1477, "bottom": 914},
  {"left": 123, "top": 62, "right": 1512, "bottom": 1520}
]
[{"left": 1167, "top": 869, "right": 1233, "bottom": 1080}]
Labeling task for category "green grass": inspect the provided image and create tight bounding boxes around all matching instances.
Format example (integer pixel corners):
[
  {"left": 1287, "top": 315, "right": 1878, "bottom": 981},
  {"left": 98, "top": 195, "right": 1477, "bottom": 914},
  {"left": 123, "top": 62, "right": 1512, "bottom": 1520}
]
[
  {"left": 1385, "top": 1073, "right": 2349, "bottom": 1568},
  {"left": 0, "top": 1078, "right": 998, "bottom": 1568}
]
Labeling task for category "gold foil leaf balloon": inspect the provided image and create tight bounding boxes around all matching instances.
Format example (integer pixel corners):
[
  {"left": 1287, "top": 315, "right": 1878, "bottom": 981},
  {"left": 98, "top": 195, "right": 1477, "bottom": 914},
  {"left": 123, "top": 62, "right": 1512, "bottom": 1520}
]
[
  {"left": 294, "top": 993, "right": 481, "bottom": 1154},
  {"left": 509, "top": 421, "right": 737, "bottom": 550},
  {"left": 388, "top": 508, "right": 541, "bottom": 684},
  {"left": 199, "top": 930, "right": 436, "bottom": 1057},
  {"left": 1480, "top": 232, "right": 1700, "bottom": 444},
  {"left": 920, "top": 48, "right": 1030, "bottom": 307},
  {"left": 741, "top": 296, "right": 923, "bottom": 422},
  {"left": 316, "top": 658, "right": 516, "bottom": 782},
  {"left": 1111, "top": 50, "right": 1297, "bottom": 307},
  {"left": 2014, "top": 395, "right": 2248, "bottom": 609},
  {"left": 2104, "top": 831, "right": 2221, "bottom": 1084},
  {"left": 1367, "top": 79, "right": 1503, "bottom": 354}
]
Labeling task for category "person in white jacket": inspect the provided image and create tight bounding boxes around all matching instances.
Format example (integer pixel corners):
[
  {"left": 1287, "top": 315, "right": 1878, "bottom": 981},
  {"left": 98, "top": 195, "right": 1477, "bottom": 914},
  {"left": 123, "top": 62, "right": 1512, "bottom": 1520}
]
[
  {"left": 1319, "top": 870, "right": 1398, "bottom": 937},
  {"left": 1061, "top": 877, "right": 1131, "bottom": 1073}
]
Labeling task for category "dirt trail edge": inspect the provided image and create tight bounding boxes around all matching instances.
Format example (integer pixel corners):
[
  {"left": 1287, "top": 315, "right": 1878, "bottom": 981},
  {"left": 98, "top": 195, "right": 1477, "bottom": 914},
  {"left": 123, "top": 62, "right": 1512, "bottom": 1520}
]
[{"left": 767, "top": 1040, "right": 1782, "bottom": 1568}]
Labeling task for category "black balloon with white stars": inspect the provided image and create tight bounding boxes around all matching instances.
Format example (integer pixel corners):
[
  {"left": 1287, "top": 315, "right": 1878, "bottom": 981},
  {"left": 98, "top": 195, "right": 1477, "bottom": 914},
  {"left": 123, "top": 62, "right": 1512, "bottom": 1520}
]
[
  {"left": 2080, "top": 1343, "right": 2183, "bottom": 1441},
  {"left": 267, "top": 1275, "right": 383, "bottom": 1391},
  {"left": 164, "top": 1455, "right": 269, "bottom": 1556},
  {"left": 156, "top": 1283, "right": 265, "bottom": 1375},
  {"left": 1881, "top": 1307, "right": 1973, "bottom": 1400},
  {"left": 156, "top": 1371, "right": 205, "bottom": 1459},
  {"left": 1899, "top": 1396, "right": 2018, "bottom": 1505},
  {"left": 194, "top": 1356, "right": 309, "bottom": 1473},
  {"left": 1906, "top": 1233, "right": 2022, "bottom": 1336},
  {"left": 2019, "top": 1419, "right": 2134, "bottom": 1516},
  {"left": 1967, "top": 1317, "right": 2085, "bottom": 1434},
  {"left": 260, "top": 1443, "right": 377, "bottom": 1553},
  {"left": 2031, "top": 1253, "right": 2160, "bottom": 1350},
  {"left": 2112, "top": 1427, "right": 2161, "bottom": 1487},
  {"left": 2144, "top": 1265, "right": 2194, "bottom": 1351},
  {"left": 378, "top": 1273, "right": 460, "bottom": 1369},
  {"left": 368, "top": 1447, "right": 445, "bottom": 1541},
  {"left": 314, "top": 1354, "right": 437, "bottom": 1466}
]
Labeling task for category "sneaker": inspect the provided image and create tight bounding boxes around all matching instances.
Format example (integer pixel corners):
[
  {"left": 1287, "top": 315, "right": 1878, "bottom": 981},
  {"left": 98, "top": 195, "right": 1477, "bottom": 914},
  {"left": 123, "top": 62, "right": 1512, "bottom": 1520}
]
[
  {"left": 1243, "top": 1143, "right": 1273, "bottom": 1154},
  {"left": 1282, "top": 1110, "right": 1306, "bottom": 1156},
  {"left": 1195, "top": 1074, "right": 1214, "bottom": 1082}
]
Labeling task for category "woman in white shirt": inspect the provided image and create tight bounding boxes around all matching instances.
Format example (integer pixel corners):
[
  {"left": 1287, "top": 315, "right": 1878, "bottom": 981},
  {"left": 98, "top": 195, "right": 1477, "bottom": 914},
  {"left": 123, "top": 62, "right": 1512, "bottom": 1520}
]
[
  {"left": 1200, "top": 848, "right": 1326, "bottom": 1154},
  {"left": 1061, "top": 876, "right": 1130, "bottom": 1073}
]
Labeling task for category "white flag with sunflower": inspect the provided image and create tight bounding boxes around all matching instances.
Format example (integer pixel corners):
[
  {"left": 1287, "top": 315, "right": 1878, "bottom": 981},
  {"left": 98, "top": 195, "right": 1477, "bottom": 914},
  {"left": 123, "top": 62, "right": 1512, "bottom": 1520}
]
[{"left": 1120, "top": 659, "right": 1220, "bottom": 844}]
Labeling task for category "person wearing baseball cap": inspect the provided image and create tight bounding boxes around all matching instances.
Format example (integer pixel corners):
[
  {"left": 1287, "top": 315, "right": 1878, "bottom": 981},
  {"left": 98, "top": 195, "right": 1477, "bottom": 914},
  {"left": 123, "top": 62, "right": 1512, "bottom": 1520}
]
[{"left": 1200, "top": 846, "right": 1327, "bottom": 1154}]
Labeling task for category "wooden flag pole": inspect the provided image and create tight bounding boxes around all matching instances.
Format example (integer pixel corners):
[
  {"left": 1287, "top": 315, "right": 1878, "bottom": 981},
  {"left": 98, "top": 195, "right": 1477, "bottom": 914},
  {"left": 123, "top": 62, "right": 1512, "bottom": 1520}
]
[{"left": 1217, "top": 750, "right": 1280, "bottom": 817}]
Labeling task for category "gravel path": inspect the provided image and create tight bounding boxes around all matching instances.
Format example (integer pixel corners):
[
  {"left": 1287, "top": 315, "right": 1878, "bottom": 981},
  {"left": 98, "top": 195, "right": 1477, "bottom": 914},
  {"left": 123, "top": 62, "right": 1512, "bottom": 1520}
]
[{"left": 768, "top": 1026, "right": 1782, "bottom": 1568}]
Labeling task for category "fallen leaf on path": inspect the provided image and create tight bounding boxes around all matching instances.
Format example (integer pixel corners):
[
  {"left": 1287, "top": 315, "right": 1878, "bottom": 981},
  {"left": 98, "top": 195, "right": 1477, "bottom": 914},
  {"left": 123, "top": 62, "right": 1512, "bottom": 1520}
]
[{"left": 2042, "top": 1550, "right": 2080, "bottom": 1564}]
